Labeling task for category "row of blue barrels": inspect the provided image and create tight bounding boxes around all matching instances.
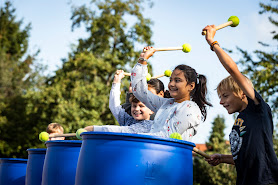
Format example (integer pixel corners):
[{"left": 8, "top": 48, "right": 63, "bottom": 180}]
[{"left": 0, "top": 132, "right": 195, "bottom": 185}]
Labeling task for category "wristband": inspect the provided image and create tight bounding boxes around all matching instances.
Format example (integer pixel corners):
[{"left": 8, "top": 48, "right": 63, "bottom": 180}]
[
  {"left": 138, "top": 57, "right": 147, "bottom": 64},
  {"left": 138, "top": 57, "right": 147, "bottom": 62},
  {"left": 210, "top": 41, "right": 220, "bottom": 51}
]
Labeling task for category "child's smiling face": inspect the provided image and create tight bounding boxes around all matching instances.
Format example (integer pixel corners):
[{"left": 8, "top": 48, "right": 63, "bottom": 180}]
[
  {"left": 168, "top": 69, "right": 194, "bottom": 103},
  {"left": 131, "top": 101, "right": 153, "bottom": 120},
  {"left": 219, "top": 90, "right": 246, "bottom": 114}
]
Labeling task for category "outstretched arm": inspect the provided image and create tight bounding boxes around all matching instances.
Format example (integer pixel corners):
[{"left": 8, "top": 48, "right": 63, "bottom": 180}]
[
  {"left": 203, "top": 25, "right": 258, "bottom": 104},
  {"left": 109, "top": 70, "right": 132, "bottom": 125},
  {"left": 205, "top": 154, "right": 235, "bottom": 166},
  {"left": 84, "top": 122, "right": 152, "bottom": 134},
  {"left": 131, "top": 47, "right": 165, "bottom": 112}
]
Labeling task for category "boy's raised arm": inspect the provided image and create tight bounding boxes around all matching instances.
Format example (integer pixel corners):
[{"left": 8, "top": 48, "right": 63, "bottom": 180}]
[{"left": 203, "top": 25, "right": 258, "bottom": 104}]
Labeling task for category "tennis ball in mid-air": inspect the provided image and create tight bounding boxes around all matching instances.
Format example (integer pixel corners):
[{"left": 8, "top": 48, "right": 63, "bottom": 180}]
[
  {"left": 182, "top": 43, "right": 191, "bottom": 53},
  {"left": 228, "top": 16, "right": 239, "bottom": 27},
  {"left": 170, "top": 132, "right": 182, "bottom": 140},
  {"left": 146, "top": 73, "right": 152, "bottom": 81},
  {"left": 164, "top": 70, "right": 172, "bottom": 77},
  {"left": 76, "top": 128, "right": 87, "bottom": 140},
  {"left": 39, "top": 132, "right": 49, "bottom": 142}
]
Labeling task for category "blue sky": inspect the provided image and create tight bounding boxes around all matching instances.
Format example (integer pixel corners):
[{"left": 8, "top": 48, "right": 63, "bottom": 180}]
[{"left": 4, "top": 0, "right": 275, "bottom": 143}]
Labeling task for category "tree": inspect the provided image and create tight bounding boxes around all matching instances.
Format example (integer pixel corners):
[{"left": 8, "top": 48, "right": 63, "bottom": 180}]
[
  {"left": 193, "top": 115, "right": 236, "bottom": 185},
  {"left": 235, "top": 0, "right": 278, "bottom": 155},
  {"left": 33, "top": 0, "right": 154, "bottom": 133},
  {"left": 0, "top": 1, "right": 44, "bottom": 158},
  {"left": 236, "top": 0, "right": 278, "bottom": 116}
]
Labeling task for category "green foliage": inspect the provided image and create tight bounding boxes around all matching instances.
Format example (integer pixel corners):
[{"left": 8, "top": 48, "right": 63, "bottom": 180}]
[
  {"left": 274, "top": 123, "right": 278, "bottom": 155},
  {"left": 0, "top": 1, "right": 45, "bottom": 158},
  {"left": 236, "top": 0, "right": 278, "bottom": 156},
  {"left": 193, "top": 115, "right": 237, "bottom": 185},
  {"left": 39, "top": 0, "right": 154, "bottom": 128},
  {"left": 237, "top": 0, "right": 278, "bottom": 116},
  {"left": 70, "top": 0, "right": 153, "bottom": 71},
  {"left": 0, "top": 0, "right": 154, "bottom": 158},
  {"left": 33, "top": 53, "right": 115, "bottom": 132}
]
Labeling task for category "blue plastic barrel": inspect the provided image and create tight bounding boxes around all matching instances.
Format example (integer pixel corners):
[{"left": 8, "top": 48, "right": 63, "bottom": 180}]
[
  {"left": 75, "top": 132, "right": 195, "bottom": 185},
  {"left": 0, "top": 158, "right": 28, "bottom": 185},
  {"left": 41, "top": 140, "right": 82, "bottom": 185},
  {"left": 25, "top": 148, "right": 47, "bottom": 185}
]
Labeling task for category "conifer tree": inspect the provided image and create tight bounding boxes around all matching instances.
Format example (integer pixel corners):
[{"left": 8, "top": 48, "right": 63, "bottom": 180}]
[{"left": 193, "top": 115, "right": 236, "bottom": 185}]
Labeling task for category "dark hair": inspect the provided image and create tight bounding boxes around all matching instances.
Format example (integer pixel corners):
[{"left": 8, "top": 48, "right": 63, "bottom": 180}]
[
  {"left": 129, "top": 94, "right": 140, "bottom": 103},
  {"left": 147, "top": 78, "right": 164, "bottom": 94},
  {"left": 174, "top": 64, "right": 212, "bottom": 120},
  {"left": 163, "top": 90, "right": 172, "bottom": 98},
  {"left": 147, "top": 78, "right": 172, "bottom": 98}
]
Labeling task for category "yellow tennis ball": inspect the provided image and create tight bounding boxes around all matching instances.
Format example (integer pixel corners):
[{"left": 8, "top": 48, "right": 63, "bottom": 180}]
[
  {"left": 228, "top": 16, "right": 239, "bottom": 27},
  {"left": 182, "top": 43, "right": 191, "bottom": 53},
  {"left": 76, "top": 128, "right": 87, "bottom": 140},
  {"left": 39, "top": 131, "right": 49, "bottom": 142},
  {"left": 146, "top": 73, "right": 151, "bottom": 81},
  {"left": 164, "top": 70, "right": 172, "bottom": 77},
  {"left": 170, "top": 132, "right": 182, "bottom": 140}
]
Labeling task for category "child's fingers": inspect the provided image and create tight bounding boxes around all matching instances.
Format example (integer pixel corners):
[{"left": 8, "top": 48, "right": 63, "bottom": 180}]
[
  {"left": 116, "top": 70, "right": 124, "bottom": 75},
  {"left": 207, "top": 159, "right": 220, "bottom": 166},
  {"left": 203, "top": 25, "right": 215, "bottom": 32},
  {"left": 143, "top": 46, "right": 153, "bottom": 51}
]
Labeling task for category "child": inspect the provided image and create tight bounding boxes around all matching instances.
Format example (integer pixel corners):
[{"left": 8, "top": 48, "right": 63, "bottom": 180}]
[
  {"left": 147, "top": 78, "right": 166, "bottom": 98},
  {"left": 46, "top": 123, "right": 65, "bottom": 141},
  {"left": 203, "top": 25, "right": 278, "bottom": 185},
  {"left": 122, "top": 78, "right": 168, "bottom": 119},
  {"left": 147, "top": 78, "right": 171, "bottom": 120},
  {"left": 130, "top": 46, "right": 212, "bottom": 141},
  {"left": 85, "top": 70, "right": 154, "bottom": 133}
]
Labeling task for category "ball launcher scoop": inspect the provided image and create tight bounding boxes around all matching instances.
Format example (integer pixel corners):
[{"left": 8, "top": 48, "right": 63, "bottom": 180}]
[{"left": 202, "top": 16, "right": 239, "bottom": 35}]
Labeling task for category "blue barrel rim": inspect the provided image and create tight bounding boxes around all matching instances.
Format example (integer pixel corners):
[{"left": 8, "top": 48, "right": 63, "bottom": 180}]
[
  {"left": 45, "top": 140, "right": 82, "bottom": 144},
  {"left": 81, "top": 131, "right": 196, "bottom": 147},
  {"left": 45, "top": 140, "right": 82, "bottom": 147},
  {"left": 27, "top": 148, "right": 47, "bottom": 154},
  {"left": 0, "top": 158, "right": 28, "bottom": 163}
]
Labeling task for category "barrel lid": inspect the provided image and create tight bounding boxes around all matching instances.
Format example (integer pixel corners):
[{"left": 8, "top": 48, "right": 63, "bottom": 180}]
[
  {"left": 27, "top": 148, "right": 47, "bottom": 154},
  {"left": 81, "top": 132, "right": 196, "bottom": 148},
  {"left": 0, "top": 158, "right": 28, "bottom": 163},
  {"left": 45, "top": 140, "right": 82, "bottom": 147}
]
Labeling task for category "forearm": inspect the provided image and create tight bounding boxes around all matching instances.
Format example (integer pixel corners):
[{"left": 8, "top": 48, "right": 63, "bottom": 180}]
[
  {"left": 131, "top": 63, "right": 164, "bottom": 112},
  {"left": 109, "top": 83, "right": 122, "bottom": 117},
  {"left": 94, "top": 122, "right": 152, "bottom": 134},
  {"left": 131, "top": 63, "right": 150, "bottom": 103},
  {"left": 84, "top": 126, "right": 94, "bottom": 131},
  {"left": 213, "top": 45, "right": 240, "bottom": 76},
  {"left": 220, "top": 154, "right": 235, "bottom": 165},
  {"left": 213, "top": 45, "right": 257, "bottom": 101}
]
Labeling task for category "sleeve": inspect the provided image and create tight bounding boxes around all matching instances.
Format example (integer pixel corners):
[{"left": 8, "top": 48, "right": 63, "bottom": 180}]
[
  {"left": 109, "top": 83, "right": 131, "bottom": 126},
  {"left": 93, "top": 121, "right": 153, "bottom": 133},
  {"left": 141, "top": 102, "right": 202, "bottom": 141},
  {"left": 176, "top": 102, "right": 202, "bottom": 141},
  {"left": 121, "top": 92, "right": 132, "bottom": 116},
  {"left": 131, "top": 63, "right": 166, "bottom": 112}
]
